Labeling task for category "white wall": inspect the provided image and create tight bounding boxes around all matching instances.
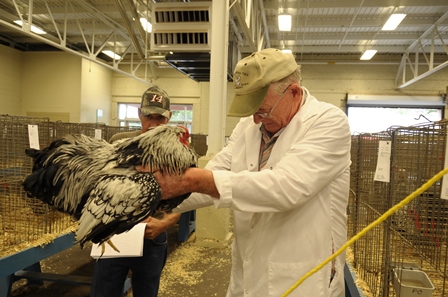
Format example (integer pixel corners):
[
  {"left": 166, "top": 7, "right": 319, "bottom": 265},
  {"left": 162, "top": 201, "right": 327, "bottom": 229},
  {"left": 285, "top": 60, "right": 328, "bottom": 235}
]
[
  {"left": 111, "top": 65, "right": 240, "bottom": 135},
  {"left": 1, "top": 44, "right": 446, "bottom": 133},
  {"left": 21, "top": 51, "right": 82, "bottom": 122},
  {"left": 111, "top": 66, "right": 205, "bottom": 131},
  {"left": 80, "top": 59, "right": 113, "bottom": 124},
  {"left": 301, "top": 64, "right": 448, "bottom": 105},
  {"left": 0, "top": 45, "right": 23, "bottom": 115},
  {"left": 0, "top": 44, "right": 114, "bottom": 123},
  {"left": 113, "top": 62, "right": 448, "bottom": 135}
]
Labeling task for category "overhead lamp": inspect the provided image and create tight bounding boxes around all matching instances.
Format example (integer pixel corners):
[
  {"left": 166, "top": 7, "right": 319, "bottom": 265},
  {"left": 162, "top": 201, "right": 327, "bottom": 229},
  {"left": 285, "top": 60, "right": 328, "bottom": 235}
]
[
  {"left": 102, "top": 50, "right": 121, "bottom": 60},
  {"left": 139, "top": 17, "right": 152, "bottom": 33},
  {"left": 382, "top": 13, "right": 406, "bottom": 31},
  {"left": 360, "top": 50, "right": 377, "bottom": 60},
  {"left": 278, "top": 14, "right": 292, "bottom": 31},
  {"left": 14, "top": 20, "right": 46, "bottom": 34}
]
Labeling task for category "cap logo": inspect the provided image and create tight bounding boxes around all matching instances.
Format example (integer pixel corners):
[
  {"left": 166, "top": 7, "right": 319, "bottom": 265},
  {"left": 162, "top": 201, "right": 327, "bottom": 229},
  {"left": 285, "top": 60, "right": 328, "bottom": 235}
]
[
  {"left": 234, "top": 75, "right": 242, "bottom": 89},
  {"left": 149, "top": 94, "right": 164, "bottom": 104}
]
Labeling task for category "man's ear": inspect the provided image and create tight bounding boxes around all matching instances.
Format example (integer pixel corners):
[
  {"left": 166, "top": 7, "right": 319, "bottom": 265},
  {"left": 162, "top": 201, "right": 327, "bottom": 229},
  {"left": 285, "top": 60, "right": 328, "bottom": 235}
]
[
  {"left": 167, "top": 111, "right": 173, "bottom": 121},
  {"left": 290, "top": 84, "right": 302, "bottom": 97},
  {"left": 138, "top": 108, "right": 144, "bottom": 120}
]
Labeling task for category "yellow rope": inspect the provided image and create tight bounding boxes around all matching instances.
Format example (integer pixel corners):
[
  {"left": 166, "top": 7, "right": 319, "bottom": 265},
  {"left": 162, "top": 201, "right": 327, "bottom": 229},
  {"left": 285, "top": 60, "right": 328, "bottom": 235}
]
[{"left": 281, "top": 167, "right": 448, "bottom": 297}]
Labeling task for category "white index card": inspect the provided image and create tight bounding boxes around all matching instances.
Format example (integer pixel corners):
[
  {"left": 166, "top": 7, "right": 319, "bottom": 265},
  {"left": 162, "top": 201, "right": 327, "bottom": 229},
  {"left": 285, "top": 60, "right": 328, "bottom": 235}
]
[
  {"left": 374, "top": 140, "right": 391, "bottom": 183},
  {"left": 27, "top": 125, "right": 40, "bottom": 149}
]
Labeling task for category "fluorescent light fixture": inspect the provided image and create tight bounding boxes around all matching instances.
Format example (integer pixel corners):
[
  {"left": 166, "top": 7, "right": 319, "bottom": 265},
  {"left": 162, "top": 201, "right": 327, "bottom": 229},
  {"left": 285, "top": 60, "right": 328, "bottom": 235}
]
[
  {"left": 382, "top": 13, "right": 406, "bottom": 31},
  {"left": 14, "top": 20, "right": 46, "bottom": 34},
  {"left": 360, "top": 50, "right": 377, "bottom": 60},
  {"left": 140, "top": 17, "right": 152, "bottom": 33},
  {"left": 282, "top": 49, "right": 292, "bottom": 54},
  {"left": 278, "top": 14, "right": 292, "bottom": 31},
  {"left": 102, "top": 50, "right": 121, "bottom": 60}
]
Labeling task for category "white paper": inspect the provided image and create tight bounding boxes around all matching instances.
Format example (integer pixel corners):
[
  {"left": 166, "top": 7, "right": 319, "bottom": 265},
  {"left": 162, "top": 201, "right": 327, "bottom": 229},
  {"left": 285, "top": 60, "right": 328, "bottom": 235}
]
[
  {"left": 94, "top": 129, "right": 102, "bottom": 140},
  {"left": 374, "top": 141, "right": 391, "bottom": 183},
  {"left": 441, "top": 136, "right": 448, "bottom": 199},
  {"left": 27, "top": 125, "right": 40, "bottom": 149},
  {"left": 90, "top": 223, "right": 146, "bottom": 259}
]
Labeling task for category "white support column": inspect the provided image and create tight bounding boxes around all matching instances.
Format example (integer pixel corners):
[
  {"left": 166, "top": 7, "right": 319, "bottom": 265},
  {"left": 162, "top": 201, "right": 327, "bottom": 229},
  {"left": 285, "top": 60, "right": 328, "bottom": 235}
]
[{"left": 194, "top": 0, "right": 233, "bottom": 248}]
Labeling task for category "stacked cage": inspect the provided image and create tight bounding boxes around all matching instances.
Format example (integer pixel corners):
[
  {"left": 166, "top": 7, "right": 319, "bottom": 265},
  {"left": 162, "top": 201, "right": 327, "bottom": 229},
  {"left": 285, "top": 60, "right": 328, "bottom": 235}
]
[
  {"left": 0, "top": 115, "right": 74, "bottom": 258},
  {"left": 50, "top": 122, "right": 108, "bottom": 140},
  {"left": 349, "top": 132, "right": 393, "bottom": 296},
  {"left": 104, "top": 125, "right": 137, "bottom": 141},
  {"left": 50, "top": 122, "right": 138, "bottom": 142},
  {"left": 349, "top": 121, "right": 448, "bottom": 296}
]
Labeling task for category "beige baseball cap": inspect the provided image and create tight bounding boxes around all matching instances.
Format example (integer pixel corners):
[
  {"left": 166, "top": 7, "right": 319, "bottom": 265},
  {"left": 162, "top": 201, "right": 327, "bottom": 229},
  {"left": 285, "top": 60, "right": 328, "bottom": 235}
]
[
  {"left": 227, "top": 48, "right": 298, "bottom": 117},
  {"left": 141, "top": 86, "right": 171, "bottom": 118}
]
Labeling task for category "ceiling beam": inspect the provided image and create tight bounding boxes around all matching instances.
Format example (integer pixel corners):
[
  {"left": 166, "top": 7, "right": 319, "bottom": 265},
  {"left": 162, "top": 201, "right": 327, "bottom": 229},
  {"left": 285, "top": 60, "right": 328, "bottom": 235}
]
[
  {"left": 231, "top": 2, "right": 256, "bottom": 52},
  {"left": 396, "top": 10, "right": 448, "bottom": 88},
  {"left": 264, "top": 18, "right": 447, "bottom": 29},
  {"left": 0, "top": 18, "right": 151, "bottom": 84},
  {"left": 263, "top": 0, "right": 448, "bottom": 9},
  {"left": 239, "top": 44, "right": 448, "bottom": 54}
]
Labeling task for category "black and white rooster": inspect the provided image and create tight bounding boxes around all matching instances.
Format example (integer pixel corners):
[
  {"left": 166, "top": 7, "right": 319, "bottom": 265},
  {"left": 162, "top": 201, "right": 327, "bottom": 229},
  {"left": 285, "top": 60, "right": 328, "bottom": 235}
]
[{"left": 22, "top": 125, "right": 197, "bottom": 250}]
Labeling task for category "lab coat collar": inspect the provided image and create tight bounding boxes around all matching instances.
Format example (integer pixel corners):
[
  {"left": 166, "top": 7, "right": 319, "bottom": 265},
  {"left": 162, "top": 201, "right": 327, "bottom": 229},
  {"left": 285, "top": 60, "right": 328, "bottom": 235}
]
[{"left": 244, "top": 86, "right": 319, "bottom": 170}]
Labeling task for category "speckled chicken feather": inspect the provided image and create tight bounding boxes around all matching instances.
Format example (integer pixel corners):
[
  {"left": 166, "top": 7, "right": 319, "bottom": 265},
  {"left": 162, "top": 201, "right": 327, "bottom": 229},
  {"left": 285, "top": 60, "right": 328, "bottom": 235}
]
[{"left": 23, "top": 125, "right": 198, "bottom": 248}]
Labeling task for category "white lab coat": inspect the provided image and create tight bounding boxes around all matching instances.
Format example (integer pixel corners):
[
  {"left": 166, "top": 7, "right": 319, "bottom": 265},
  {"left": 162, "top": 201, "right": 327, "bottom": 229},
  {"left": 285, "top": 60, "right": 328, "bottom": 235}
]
[{"left": 177, "top": 88, "right": 351, "bottom": 297}]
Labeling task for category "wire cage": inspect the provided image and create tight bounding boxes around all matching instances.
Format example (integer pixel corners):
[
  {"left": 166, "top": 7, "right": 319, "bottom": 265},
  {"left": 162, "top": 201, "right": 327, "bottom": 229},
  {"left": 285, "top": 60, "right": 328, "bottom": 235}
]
[
  {"left": 50, "top": 121, "right": 108, "bottom": 140},
  {"left": 349, "top": 121, "right": 448, "bottom": 297},
  {"left": 349, "top": 132, "right": 393, "bottom": 296},
  {"left": 50, "top": 122, "right": 138, "bottom": 142},
  {"left": 0, "top": 115, "right": 74, "bottom": 258},
  {"left": 104, "top": 125, "right": 138, "bottom": 141}
]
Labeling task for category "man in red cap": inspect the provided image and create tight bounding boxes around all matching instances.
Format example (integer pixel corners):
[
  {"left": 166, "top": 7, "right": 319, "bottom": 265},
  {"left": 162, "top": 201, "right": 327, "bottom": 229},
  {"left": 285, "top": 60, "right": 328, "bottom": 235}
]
[{"left": 92, "top": 86, "right": 180, "bottom": 297}]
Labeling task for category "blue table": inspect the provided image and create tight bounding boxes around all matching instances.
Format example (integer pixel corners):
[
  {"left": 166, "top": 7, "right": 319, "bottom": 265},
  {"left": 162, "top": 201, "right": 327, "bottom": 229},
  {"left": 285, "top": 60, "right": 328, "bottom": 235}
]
[
  {"left": 178, "top": 210, "right": 196, "bottom": 242},
  {"left": 0, "top": 232, "right": 131, "bottom": 297},
  {"left": 0, "top": 233, "right": 78, "bottom": 296}
]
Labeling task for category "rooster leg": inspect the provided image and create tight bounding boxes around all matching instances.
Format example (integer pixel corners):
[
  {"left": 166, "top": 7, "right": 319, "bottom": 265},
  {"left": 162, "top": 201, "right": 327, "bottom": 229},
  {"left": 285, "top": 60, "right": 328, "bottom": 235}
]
[
  {"left": 99, "top": 240, "right": 121, "bottom": 257},
  {"left": 100, "top": 243, "right": 106, "bottom": 257},
  {"left": 106, "top": 239, "right": 120, "bottom": 253}
]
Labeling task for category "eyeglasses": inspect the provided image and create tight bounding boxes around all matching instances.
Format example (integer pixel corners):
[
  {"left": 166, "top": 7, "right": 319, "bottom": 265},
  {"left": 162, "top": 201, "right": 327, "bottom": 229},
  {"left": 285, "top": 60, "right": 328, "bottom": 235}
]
[{"left": 254, "top": 84, "right": 291, "bottom": 118}]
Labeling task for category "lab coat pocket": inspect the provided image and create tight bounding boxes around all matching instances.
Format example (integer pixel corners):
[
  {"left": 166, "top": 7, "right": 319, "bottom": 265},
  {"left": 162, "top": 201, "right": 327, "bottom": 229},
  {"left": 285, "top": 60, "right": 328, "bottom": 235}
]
[{"left": 268, "top": 261, "right": 325, "bottom": 297}]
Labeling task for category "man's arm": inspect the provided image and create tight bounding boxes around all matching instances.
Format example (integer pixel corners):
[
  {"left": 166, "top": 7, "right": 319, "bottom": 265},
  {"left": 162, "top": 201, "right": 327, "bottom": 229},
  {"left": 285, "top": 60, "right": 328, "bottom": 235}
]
[{"left": 151, "top": 167, "right": 220, "bottom": 200}]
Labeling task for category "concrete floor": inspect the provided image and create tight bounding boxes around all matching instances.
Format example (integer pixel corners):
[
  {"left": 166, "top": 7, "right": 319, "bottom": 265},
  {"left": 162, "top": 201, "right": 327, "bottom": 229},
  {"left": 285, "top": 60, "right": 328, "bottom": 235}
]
[{"left": 10, "top": 224, "right": 232, "bottom": 297}]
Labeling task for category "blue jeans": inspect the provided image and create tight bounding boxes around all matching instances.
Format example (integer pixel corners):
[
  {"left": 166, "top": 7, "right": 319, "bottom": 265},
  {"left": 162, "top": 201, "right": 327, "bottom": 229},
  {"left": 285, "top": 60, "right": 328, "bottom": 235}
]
[{"left": 90, "top": 231, "right": 168, "bottom": 297}]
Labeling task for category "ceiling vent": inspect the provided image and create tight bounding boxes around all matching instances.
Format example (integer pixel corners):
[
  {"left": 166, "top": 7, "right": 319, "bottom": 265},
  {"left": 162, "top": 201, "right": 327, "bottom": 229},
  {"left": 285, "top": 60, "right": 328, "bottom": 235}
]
[
  {"left": 151, "top": 2, "right": 211, "bottom": 52},
  {"left": 163, "top": 40, "right": 238, "bottom": 83}
]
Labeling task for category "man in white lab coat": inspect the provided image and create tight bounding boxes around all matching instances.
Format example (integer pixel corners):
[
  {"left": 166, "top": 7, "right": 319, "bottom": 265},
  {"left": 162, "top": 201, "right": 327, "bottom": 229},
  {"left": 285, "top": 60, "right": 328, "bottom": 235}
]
[{"left": 144, "top": 48, "right": 351, "bottom": 296}]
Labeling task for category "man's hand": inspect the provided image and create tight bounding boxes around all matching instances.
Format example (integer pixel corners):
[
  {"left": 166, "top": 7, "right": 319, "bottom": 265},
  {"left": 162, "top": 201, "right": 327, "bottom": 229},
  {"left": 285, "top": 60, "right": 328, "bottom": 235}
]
[
  {"left": 143, "top": 213, "right": 181, "bottom": 240},
  {"left": 136, "top": 165, "right": 189, "bottom": 200},
  {"left": 143, "top": 217, "right": 165, "bottom": 239},
  {"left": 136, "top": 166, "right": 220, "bottom": 199}
]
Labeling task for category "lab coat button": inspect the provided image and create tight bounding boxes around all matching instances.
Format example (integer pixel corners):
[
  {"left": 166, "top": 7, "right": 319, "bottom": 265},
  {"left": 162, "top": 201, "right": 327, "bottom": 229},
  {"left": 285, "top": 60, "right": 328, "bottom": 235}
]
[
  {"left": 245, "top": 290, "right": 249, "bottom": 294},
  {"left": 250, "top": 225, "right": 254, "bottom": 229}
]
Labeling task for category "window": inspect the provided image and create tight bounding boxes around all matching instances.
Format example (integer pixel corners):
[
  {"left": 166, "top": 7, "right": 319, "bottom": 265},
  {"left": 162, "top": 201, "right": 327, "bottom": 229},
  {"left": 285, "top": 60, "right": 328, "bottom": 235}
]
[
  {"left": 170, "top": 105, "right": 193, "bottom": 132},
  {"left": 347, "top": 107, "right": 443, "bottom": 134},
  {"left": 118, "top": 103, "right": 140, "bottom": 127},
  {"left": 346, "top": 94, "right": 445, "bottom": 134},
  {"left": 117, "top": 103, "right": 193, "bottom": 132}
]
